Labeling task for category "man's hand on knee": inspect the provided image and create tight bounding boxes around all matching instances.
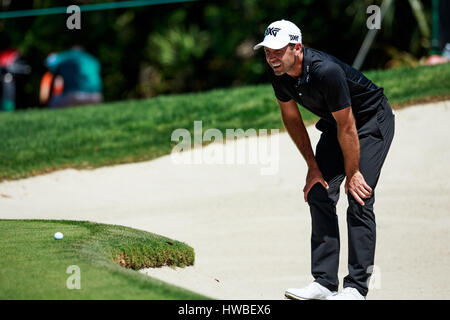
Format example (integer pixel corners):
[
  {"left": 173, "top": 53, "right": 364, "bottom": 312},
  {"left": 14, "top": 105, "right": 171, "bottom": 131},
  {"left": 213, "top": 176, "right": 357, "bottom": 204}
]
[{"left": 345, "top": 171, "right": 372, "bottom": 206}]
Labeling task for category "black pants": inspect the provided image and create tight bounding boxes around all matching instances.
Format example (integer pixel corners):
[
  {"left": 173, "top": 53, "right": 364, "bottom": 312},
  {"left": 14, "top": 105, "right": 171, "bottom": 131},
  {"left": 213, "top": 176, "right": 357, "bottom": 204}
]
[{"left": 307, "top": 99, "right": 395, "bottom": 296}]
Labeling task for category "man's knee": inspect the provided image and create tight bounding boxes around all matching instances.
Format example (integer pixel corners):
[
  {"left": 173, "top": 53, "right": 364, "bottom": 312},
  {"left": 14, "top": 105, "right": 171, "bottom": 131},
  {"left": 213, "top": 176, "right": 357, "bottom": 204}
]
[
  {"left": 347, "top": 192, "right": 375, "bottom": 210},
  {"left": 347, "top": 193, "right": 376, "bottom": 225},
  {"left": 307, "top": 183, "right": 335, "bottom": 206}
]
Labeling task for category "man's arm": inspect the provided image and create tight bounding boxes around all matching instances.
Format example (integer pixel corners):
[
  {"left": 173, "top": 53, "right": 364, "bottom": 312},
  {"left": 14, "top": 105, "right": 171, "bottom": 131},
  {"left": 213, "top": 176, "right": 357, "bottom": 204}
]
[
  {"left": 277, "top": 99, "right": 328, "bottom": 201},
  {"left": 333, "top": 106, "right": 360, "bottom": 177},
  {"left": 277, "top": 99, "right": 317, "bottom": 168},
  {"left": 332, "top": 106, "right": 372, "bottom": 205}
]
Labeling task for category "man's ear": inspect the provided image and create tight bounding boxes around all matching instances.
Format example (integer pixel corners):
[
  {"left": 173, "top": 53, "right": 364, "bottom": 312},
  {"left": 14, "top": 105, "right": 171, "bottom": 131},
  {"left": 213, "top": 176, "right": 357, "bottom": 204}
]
[{"left": 294, "top": 43, "right": 303, "bottom": 53}]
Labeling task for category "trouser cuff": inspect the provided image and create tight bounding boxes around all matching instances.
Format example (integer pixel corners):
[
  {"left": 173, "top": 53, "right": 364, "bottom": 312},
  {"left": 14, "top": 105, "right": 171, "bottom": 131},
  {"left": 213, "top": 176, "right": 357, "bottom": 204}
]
[{"left": 314, "top": 278, "right": 338, "bottom": 292}]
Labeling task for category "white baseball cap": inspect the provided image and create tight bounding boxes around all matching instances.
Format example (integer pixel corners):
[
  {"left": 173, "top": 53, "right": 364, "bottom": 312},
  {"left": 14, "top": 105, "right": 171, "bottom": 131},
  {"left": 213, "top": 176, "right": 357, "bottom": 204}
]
[{"left": 253, "top": 20, "right": 302, "bottom": 50}]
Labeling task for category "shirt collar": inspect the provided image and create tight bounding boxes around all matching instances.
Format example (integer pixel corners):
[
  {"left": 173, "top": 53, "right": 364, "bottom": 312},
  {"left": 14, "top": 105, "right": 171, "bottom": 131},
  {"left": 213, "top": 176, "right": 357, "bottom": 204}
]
[{"left": 296, "top": 47, "right": 311, "bottom": 86}]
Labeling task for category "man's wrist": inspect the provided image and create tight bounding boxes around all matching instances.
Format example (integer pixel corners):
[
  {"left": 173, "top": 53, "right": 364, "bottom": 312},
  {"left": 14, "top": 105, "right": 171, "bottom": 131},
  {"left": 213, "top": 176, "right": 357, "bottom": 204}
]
[
  {"left": 346, "top": 168, "right": 360, "bottom": 178},
  {"left": 307, "top": 160, "right": 319, "bottom": 170}
]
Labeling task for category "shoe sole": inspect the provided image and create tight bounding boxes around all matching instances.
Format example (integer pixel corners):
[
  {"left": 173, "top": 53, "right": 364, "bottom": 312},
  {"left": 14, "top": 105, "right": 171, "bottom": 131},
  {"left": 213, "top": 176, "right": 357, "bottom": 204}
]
[{"left": 284, "top": 292, "right": 321, "bottom": 301}]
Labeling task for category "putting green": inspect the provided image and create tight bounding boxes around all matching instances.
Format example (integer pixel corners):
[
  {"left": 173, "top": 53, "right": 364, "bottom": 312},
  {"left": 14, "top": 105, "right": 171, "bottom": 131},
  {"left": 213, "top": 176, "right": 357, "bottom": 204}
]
[{"left": 0, "top": 219, "right": 209, "bottom": 299}]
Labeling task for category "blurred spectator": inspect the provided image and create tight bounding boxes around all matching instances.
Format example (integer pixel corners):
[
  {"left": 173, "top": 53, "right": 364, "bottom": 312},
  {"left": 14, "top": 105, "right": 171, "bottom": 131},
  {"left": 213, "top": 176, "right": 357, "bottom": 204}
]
[
  {"left": 45, "top": 46, "right": 103, "bottom": 108},
  {"left": 0, "top": 49, "right": 30, "bottom": 111},
  {"left": 426, "top": 0, "right": 450, "bottom": 65},
  {"left": 442, "top": 43, "right": 450, "bottom": 59},
  {"left": 438, "top": 0, "right": 450, "bottom": 55}
]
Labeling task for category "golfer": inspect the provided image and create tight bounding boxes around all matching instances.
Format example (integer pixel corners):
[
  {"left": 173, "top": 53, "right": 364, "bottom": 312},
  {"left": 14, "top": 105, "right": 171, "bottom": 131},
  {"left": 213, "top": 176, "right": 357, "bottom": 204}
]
[{"left": 254, "top": 20, "right": 395, "bottom": 300}]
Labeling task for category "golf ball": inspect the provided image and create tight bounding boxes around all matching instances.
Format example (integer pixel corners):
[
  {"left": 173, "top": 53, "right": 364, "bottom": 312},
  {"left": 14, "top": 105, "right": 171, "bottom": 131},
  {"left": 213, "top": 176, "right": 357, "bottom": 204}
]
[{"left": 54, "top": 232, "right": 64, "bottom": 240}]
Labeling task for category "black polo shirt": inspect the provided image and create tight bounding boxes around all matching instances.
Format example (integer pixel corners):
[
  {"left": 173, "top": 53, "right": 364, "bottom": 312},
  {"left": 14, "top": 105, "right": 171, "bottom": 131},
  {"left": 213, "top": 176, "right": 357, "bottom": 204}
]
[{"left": 270, "top": 47, "right": 386, "bottom": 126}]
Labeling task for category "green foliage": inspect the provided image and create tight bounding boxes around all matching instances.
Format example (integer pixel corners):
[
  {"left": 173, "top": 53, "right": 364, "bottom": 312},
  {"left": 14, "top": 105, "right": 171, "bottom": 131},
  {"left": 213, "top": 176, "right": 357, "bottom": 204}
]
[
  {"left": 0, "top": 0, "right": 435, "bottom": 106},
  {"left": 149, "top": 26, "right": 210, "bottom": 67},
  {"left": 145, "top": 24, "right": 211, "bottom": 93}
]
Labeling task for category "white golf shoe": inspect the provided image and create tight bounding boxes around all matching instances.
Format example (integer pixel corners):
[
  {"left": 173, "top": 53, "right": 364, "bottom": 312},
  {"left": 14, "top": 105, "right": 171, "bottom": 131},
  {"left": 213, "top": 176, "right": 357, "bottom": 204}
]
[
  {"left": 326, "top": 287, "right": 366, "bottom": 300},
  {"left": 285, "top": 282, "right": 337, "bottom": 300}
]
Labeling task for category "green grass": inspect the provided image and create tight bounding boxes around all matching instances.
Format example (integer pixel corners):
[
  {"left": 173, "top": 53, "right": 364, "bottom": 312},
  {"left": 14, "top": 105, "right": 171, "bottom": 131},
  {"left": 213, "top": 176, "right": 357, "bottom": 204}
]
[
  {"left": 0, "top": 63, "right": 449, "bottom": 181},
  {"left": 366, "top": 64, "right": 450, "bottom": 104},
  {"left": 0, "top": 219, "right": 209, "bottom": 299}
]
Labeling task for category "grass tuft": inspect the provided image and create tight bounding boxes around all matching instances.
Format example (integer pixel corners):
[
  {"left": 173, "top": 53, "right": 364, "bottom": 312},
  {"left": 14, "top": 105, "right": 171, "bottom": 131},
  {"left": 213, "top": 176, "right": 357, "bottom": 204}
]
[{"left": 110, "top": 237, "right": 194, "bottom": 269}]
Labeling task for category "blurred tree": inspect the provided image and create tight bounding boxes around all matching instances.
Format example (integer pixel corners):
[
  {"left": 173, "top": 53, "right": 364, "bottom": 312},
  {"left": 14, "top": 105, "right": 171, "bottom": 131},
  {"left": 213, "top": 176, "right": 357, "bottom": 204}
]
[{"left": 0, "top": 0, "right": 435, "bottom": 107}]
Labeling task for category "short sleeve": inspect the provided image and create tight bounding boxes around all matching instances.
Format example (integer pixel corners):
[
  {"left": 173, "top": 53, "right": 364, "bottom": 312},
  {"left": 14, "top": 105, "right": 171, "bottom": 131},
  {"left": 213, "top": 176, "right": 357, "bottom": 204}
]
[
  {"left": 271, "top": 76, "right": 292, "bottom": 102},
  {"left": 318, "top": 62, "right": 352, "bottom": 112}
]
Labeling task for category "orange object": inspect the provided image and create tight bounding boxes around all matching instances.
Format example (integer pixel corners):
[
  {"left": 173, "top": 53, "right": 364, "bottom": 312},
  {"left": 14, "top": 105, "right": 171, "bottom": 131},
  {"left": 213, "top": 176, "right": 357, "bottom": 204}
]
[
  {"left": 53, "top": 75, "right": 64, "bottom": 95},
  {"left": 39, "top": 72, "right": 64, "bottom": 105}
]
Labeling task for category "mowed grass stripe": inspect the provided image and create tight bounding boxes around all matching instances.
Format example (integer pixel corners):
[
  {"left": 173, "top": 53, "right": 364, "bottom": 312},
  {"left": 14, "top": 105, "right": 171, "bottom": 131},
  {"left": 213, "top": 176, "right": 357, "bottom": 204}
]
[{"left": 0, "top": 63, "right": 449, "bottom": 181}]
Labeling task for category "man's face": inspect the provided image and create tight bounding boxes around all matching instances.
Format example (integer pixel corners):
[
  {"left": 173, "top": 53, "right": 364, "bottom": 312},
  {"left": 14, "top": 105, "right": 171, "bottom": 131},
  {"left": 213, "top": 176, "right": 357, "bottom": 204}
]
[{"left": 264, "top": 44, "right": 295, "bottom": 76}]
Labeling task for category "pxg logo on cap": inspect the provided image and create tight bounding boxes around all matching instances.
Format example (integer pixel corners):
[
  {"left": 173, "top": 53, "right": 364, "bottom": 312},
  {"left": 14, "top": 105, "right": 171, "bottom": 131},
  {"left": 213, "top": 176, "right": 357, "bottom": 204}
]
[
  {"left": 265, "top": 27, "right": 281, "bottom": 37},
  {"left": 254, "top": 19, "right": 302, "bottom": 50}
]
